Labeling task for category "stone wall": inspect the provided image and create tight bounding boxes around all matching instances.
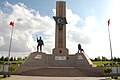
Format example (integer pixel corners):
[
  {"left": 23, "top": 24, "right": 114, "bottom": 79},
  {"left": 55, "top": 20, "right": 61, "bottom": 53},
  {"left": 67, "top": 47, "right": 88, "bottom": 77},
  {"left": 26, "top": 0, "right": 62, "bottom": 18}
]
[
  {"left": 22, "top": 52, "right": 93, "bottom": 67},
  {"left": 23, "top": 52, "right": 46, "bottom": 67}
]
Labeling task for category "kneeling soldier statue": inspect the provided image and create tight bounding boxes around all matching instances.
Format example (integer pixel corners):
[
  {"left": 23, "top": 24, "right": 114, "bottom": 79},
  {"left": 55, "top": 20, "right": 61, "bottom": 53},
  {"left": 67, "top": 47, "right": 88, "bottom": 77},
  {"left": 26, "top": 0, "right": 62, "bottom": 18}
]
[{"left": 78, "top": 44, "right": 84, "bottom": 53}]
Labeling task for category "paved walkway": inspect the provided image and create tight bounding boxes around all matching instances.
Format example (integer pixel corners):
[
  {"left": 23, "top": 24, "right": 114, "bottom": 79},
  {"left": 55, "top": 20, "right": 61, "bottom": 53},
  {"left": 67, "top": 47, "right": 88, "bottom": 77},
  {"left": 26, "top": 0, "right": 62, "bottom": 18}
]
[{"left": 8, "top": 75, "right": 109, "bottom": 80}]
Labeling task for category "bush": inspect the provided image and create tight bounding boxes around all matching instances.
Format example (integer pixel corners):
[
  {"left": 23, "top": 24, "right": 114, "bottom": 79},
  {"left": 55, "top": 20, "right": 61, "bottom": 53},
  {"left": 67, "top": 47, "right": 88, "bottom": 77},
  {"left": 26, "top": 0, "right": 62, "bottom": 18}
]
[
  {"left": 103, "top": 68, "right": 112, "bottom": 74},
  {"left": 9, "top": 64, "right": 18, "bottom": 72},
  {"left": 111, "top": 76, "right": 118, "bottom": 79},
  {"left": 117, "top": 62, "right": 120, "bottom": 65}
]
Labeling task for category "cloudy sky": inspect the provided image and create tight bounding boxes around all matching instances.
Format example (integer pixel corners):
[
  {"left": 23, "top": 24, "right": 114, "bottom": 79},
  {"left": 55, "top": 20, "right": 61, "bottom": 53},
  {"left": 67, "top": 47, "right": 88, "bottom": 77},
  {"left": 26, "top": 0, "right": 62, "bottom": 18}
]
[{"left": 0, "top": 0, "right": 120, "bottom": 59}]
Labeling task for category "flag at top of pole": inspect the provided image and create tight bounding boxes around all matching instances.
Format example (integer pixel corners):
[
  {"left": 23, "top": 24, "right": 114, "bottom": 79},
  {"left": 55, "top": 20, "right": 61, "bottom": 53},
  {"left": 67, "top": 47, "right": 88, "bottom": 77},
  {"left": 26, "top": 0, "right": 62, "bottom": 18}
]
[
  {"left": 108, "top": 19, "right": 110, "bottom": 26},
  {"left": 9, "top": 21, "right": 14, "bottom": 26}
]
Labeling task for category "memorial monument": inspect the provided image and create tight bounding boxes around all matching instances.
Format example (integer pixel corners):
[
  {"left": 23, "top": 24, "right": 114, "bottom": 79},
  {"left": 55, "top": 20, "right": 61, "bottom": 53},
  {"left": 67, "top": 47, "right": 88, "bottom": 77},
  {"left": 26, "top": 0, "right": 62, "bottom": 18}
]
[
  {"left": 52, "top": 1, "right": 68, "bottom": 59},
  {"left": 16, "top": 1, "right": 102, "bottom": 76},
  {"left": 20, "top": 0, "right": 93, "bottom": 67}
]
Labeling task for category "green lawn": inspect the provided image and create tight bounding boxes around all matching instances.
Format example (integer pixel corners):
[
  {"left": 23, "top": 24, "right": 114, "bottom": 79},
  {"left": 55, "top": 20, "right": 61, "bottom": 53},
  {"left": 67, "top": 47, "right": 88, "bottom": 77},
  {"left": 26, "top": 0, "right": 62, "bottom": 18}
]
[
  {"left": 92, "top": 61, "right": 112, "bottom": 66},
  {"left": 0, "top": 76, "right": 9, "bottom": 80},
  {"left": 92, "top": 61, "right": 120, "bottom": 66}
]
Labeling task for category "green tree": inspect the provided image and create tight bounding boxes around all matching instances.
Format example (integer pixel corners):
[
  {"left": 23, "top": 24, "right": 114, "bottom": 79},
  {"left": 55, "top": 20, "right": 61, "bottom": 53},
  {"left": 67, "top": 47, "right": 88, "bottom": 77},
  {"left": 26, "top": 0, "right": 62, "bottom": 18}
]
[
  {"left": 113, "top": 57, "right": 117, "bottom": 62},
  {"left": 17, "top": 57, "right": 22, "bottom": 61},
  {"left": 0, "top": 56, "right": 4, "bottom": 61},
  {"left": 102, "top": 56, "right": 108, "bottom": 61},
  {"left": 4, "top": 57, "right": 9, "bottom": 61},
  {"left": 10, "top": 57, "right": 14, "bottom": 61},
  {"left": 23, "top": 57, "right": 27, "bottom": 61},
  {"left": 94, "top": 58, "right": 98, "bottom": 61},
  {"left": 117, "top": 58, "right": 120, "bottom": 62},
  {"left": 13, "top": 57, "right": 16, "bottom": 61},
  {"left": 94, "top": 56, "right": 101, "bottom": 61}
]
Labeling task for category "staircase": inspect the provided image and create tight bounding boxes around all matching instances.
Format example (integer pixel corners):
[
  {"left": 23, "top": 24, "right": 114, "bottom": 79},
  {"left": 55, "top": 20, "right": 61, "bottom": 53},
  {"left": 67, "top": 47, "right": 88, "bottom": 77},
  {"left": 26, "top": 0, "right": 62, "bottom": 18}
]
[{"left": 19, "top": 67, "right": 104, "bottom": 77}]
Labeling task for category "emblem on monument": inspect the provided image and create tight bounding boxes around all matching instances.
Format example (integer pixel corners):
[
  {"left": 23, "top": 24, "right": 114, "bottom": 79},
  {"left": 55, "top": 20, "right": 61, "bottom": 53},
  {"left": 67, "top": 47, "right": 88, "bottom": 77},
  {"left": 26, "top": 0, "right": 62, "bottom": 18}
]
[{"left": 53, "top": 17, "right": 67, "bottom": 30}]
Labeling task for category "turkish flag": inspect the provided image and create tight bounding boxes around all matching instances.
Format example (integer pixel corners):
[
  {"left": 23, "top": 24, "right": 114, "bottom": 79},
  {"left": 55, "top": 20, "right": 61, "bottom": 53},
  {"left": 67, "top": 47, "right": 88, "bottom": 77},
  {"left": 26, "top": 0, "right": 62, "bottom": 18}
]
[
  {"left": 108, "top": 19, "right": 110, "bottom": 27},
  {"left": 9, "top": 22, "right": 14, "bottom": 26}
]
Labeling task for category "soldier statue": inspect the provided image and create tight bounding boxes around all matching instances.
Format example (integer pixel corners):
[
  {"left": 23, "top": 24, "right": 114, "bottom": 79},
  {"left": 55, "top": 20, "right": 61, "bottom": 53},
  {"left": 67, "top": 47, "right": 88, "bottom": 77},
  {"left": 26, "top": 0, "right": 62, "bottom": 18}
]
[
  {"left": 78, "top": 44, "right": 84, "bottom": 53},
  {"left": 37, "top": 36, "right": 44, "bottom": 52}
]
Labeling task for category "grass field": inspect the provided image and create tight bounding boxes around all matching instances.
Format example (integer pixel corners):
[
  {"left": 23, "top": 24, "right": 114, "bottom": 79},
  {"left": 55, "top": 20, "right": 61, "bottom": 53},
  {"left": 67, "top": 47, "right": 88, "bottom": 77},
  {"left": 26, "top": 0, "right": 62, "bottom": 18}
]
[
  {"left": 92, "top": 61, "right": 111, "bottom": 66},
  {"left": 0, "top": 76, "right": 9, "bottom": 80},
  {"left": 92, "top": 61, "right": 120, "bottom": 66}
]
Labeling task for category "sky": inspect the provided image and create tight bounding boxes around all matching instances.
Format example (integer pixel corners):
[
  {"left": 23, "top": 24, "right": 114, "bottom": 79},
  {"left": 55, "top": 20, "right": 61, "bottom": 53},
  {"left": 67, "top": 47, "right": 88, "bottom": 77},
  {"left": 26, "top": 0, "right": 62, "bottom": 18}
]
[{"left": 0, "top": 0, "right": 120, "bottom": 59}]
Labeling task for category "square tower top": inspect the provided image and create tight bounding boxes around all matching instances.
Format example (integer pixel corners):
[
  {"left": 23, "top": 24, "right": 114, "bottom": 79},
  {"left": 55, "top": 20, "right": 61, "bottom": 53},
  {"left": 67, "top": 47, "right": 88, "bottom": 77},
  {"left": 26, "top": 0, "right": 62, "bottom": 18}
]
[{"left": 56, "top": 1, "right": 66, "bottom": 17}]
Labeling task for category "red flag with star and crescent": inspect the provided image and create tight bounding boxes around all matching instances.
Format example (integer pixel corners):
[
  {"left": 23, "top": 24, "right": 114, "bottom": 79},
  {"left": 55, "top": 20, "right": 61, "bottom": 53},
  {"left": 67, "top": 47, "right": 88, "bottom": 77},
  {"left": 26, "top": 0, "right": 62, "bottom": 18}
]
[
  {"left": 108, "top": 19, "right": 110, "bottom": 27},
  {"left": 9, "top": 21, "right": 14, "bottom": 26}
]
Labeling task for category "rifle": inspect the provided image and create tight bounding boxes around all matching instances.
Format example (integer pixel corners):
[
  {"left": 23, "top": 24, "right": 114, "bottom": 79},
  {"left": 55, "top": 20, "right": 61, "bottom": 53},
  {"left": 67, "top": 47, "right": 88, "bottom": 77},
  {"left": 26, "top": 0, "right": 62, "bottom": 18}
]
[{"left": 36, "top": 35, "right": 38, "bottom": 41}]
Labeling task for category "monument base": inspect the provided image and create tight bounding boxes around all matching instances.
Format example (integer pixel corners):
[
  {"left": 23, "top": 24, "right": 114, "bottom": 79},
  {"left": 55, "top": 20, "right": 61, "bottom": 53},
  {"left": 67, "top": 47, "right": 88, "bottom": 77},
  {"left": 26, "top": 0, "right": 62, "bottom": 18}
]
[
  {"left": 75, "top": 52, "right": 94, "bottom": 67},
  {"left": 16, "top": 51, "right": 96, "bottom": 74},
  {"left": 22, "top": 51, "right": 94, "bottom": 67},
  {"left": 14, "top": 51, "right": 102, "bottom": 77},
  {"left": 52, "top": 48, "right": 69, "bottom": 56},
  {"left": 23, "top": 52, "right": 46, "bottom": 67}
]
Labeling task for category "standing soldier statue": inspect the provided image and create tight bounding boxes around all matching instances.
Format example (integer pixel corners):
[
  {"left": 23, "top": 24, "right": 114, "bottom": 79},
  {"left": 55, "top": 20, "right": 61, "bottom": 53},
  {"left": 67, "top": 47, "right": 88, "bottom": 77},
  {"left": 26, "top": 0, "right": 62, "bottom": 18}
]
[{"left": 36, "top": 36, "right": 44, "bottom": 52}]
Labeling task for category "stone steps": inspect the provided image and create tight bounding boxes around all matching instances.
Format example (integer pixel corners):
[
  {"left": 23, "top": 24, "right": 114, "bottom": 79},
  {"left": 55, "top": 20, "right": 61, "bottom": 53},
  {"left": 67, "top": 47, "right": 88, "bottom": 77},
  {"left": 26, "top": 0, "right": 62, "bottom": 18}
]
[{"left": 19, "top": 67, "right": 104, "bottom": 77}]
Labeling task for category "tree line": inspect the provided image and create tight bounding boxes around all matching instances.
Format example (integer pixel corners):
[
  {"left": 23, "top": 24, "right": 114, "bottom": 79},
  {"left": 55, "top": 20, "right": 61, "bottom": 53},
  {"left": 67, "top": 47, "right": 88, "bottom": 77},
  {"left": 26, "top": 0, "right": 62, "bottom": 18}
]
[
  {"left": 91, "top": 56, "right": 120, "bottom": 62},
  {"left": 0, "top": 56, "right": 26, "bottom": 61}
]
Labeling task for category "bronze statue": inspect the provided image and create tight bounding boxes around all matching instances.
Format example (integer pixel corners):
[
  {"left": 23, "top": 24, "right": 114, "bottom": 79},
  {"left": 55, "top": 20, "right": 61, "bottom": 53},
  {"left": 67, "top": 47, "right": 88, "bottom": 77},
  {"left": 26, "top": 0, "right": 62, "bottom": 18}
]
[
  {"left": 78, "top": 44, "right": 84, "bottom": 53},
  {"left": 37, "top": 36, "right": 44, "bottom": 52}
]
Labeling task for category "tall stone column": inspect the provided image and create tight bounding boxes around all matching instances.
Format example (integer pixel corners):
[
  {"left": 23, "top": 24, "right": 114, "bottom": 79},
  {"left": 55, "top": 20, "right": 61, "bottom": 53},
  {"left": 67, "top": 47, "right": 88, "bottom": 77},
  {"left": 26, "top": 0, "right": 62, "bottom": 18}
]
[{"left": 53, "top": 1, "right": 68, "bottom": 57}]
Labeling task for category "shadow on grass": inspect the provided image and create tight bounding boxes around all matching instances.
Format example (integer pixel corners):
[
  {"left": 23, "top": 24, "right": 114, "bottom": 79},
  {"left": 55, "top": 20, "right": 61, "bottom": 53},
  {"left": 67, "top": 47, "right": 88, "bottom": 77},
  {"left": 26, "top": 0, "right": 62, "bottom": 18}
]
[{"left": 0, "top": 76, "right": 10, "bottom": 80}]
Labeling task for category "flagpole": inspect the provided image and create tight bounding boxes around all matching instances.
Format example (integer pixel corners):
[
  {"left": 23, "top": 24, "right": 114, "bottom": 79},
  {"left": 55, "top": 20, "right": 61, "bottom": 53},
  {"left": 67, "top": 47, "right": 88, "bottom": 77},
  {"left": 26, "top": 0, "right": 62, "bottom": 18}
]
[
  {"left": 8, "top": 26, "right": 14, "bottom": 60},
  {"left": 108, "top": 19, "right": 113, "bottom": 65},
  {"left": 8, "top": 24, "right": 14, "bottom": 76}
]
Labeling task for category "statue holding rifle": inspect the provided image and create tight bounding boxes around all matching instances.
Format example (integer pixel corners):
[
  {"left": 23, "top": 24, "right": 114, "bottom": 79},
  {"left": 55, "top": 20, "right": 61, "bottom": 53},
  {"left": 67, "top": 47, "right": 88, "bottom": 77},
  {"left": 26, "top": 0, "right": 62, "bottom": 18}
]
[{"left": 36, "top": 35, "right": 44, "bottom": 52}]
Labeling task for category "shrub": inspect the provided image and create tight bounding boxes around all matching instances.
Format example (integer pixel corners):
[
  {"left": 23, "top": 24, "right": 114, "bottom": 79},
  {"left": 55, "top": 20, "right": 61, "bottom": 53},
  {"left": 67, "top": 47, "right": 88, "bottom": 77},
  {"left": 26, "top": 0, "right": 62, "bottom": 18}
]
[
  {"left": 9, "top": 64, "right": 18, "bottom": 72},
  {"left": 103, "top": 67, "right": 112, "bottom": 74}
]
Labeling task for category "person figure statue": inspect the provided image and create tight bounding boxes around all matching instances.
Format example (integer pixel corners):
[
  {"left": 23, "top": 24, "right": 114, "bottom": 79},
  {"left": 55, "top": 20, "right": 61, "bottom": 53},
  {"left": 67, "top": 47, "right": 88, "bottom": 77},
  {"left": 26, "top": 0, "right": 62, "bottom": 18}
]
[
  {"left": 37, "top": 36, "right": 44, "bottom": 52},
  {"left": 78, "top": 44, "right": 84, "bottom": 53}
]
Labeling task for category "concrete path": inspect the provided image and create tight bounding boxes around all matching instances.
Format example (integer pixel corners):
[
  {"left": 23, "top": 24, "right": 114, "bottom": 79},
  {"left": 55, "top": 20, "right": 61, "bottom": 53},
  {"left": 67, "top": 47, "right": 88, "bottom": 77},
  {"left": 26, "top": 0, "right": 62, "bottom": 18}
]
[{"left": 8, "top": 75, "right": 109, "bottom": 80}]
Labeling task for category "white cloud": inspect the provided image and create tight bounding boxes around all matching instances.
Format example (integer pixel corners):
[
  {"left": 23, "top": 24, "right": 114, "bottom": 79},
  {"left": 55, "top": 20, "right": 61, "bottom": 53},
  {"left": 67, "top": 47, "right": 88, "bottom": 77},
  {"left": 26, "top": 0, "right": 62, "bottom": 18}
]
[
  {"left": 65, "top": 9, "right": 92, "bottom": 54},
  {"left": 0, "top": 1, "right": 96, "bottom": 58},
  {"left": 1, "top": 1, "right": 119, "bottom": 59},
  {"left": 0, "top": 2, "right": 54, "bottom": 55},
  {"left": 66, "top": 9, "right": 81, "bottom": 26},
  {"left": 0, "top": 36, "right": 5, "bottom": 46},
  {"left": 85, "top": 16, "right": 96, "bottom": 27}
]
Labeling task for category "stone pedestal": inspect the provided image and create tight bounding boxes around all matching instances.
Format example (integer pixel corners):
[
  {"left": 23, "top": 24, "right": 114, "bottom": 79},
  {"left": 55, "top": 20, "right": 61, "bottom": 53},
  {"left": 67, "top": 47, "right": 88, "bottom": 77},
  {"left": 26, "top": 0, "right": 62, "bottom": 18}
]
[
  {"left": 16, "top": 51, "right": 95, "bottom": 74},
  {"left": 23, "top": 52, "right": 46, "bottom": 67},
  {"left": 22, "top": 52, "right": 94, "bottom": 67},
  {"left": 53, "top": 48, "right": 68, "bottom": 56},
  {"left": 75, "top": 52, "right": 93, "bottom": 67}
]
